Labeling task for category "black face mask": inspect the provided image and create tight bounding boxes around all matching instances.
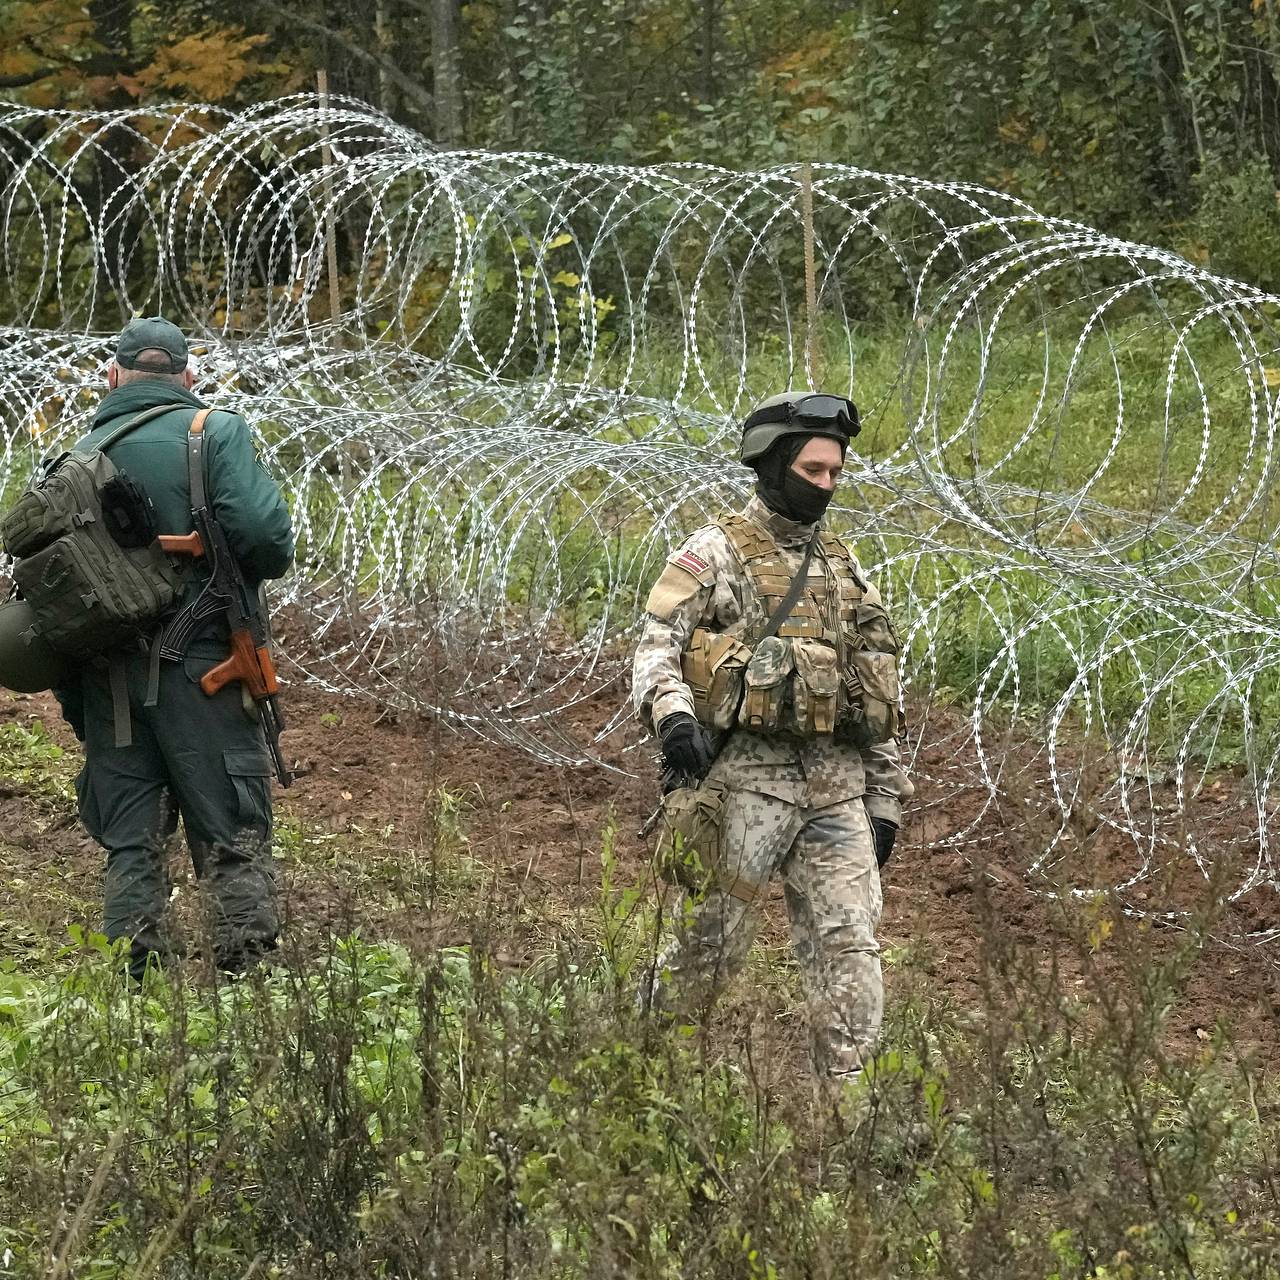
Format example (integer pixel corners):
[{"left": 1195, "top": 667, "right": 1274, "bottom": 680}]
[{"left": 754, "top": 436, "right": 839, "bottom": 524}]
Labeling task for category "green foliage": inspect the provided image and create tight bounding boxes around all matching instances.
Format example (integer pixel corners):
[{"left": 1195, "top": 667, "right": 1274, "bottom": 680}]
[
  {"left": 1187, "top": 157, "right": 1280, "bottom": 293},
  {"left": 1, "top": 875, "right": 1279, "bottom": 1277},
  {"left": 11, "top": 1, "right": 1280, "bottom": 301},
  {"left": 0, "top": 715, "right": 1276, "bottom": 1276},
  {"left": 0, "top": 718, "right": 75, "bottom": 807}
]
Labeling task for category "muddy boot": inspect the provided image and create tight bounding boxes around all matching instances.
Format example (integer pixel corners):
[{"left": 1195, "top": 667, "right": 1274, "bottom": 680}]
[{"left": 816, "top": 1073, "right": 941, "bottom": 1163}]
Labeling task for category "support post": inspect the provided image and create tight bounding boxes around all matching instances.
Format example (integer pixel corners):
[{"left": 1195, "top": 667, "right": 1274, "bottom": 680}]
[{"left": 800, "top": 162, "right": 819, "bottom": 389}]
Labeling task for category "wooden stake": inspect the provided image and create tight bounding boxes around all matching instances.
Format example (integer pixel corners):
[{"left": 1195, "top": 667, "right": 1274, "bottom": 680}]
[
  {"left": 800, "top": 161, "right": 818, "bottom": 389},
  {"left": 317, "top": 70, "right": 357, "bottom": 631},
  {"left": 316, "top": 69, "right": 342, "bottom": 333}
]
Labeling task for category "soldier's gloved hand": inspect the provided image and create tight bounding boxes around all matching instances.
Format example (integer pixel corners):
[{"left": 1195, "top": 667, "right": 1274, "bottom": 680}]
[
  {"left": 869, "top": 816, "right": 898, "bottom": 869},
  {"left": 657, "top": 712, "right": 715, "bottom": 782}
]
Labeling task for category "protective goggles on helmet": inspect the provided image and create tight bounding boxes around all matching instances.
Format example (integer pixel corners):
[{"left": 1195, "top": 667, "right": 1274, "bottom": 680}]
[
  {"left": 739, "top": 392, "right": 861, "bottom": 464},
  {"left": 742, "top": 393, "right": 860, "bottom": 437}
]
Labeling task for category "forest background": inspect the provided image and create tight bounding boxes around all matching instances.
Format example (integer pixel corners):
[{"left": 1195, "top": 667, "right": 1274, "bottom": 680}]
[
  {"left": 9, "top": 5, "right": 1280, "bottom": 1277},
  {"left": 7, "top": 0, "right": 1280, "bottom": 290}
]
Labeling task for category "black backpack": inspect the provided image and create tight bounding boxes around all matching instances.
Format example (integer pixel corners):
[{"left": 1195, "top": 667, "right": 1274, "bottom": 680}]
[{"left": 1, "top": 405, "right": 189, "bottom": 658}]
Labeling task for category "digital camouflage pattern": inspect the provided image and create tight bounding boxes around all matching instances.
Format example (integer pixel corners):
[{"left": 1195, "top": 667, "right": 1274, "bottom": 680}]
[
  {"left": 633, "top": 493, "right": 912, "bottom": 821},
  {"left": 643, "top": 789, "right": 883, "bottom": 1077},
  {"left": 633, "top": 493, "right": 912, "bottom": 1076}
]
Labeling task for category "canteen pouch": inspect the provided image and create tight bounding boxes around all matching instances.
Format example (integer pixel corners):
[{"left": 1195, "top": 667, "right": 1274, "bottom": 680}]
[
  {"left": 838, "top": 602, "right": 901, "bottom": 747},
  {"left": 789, "top": 639, "right": 839, "bottom": 736},
  {"left": 737, "top": 635, "right": 792, "bottom": 732},
  {"left": 653, "top": 778, "right": 730, "bottom": 892},
  {"left": 682, "top": 627, "right": 751, "bottom": 731}
]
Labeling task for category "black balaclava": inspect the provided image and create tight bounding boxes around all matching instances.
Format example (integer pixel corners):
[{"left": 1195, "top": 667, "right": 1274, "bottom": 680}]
[{"left": 752, "top": 434, "right": 842, "bottom": 524}]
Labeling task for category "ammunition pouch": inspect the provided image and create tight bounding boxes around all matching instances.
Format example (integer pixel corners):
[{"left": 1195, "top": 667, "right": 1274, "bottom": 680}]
[
  {"left": 789, "top": 639, "right": 839, "bottom": 735},
  {"left": 837, "top": 602, "right": 901, "bottom": 747},
  {"left": 681, "top": 627, "right": 751, "bottom": 731},
  {"left": 653, "top": 777, "right": 730, "bottom": 892},
  {"left": 738, "top": 635, "right": 791, "bottom": 731},
  {"left": 683, "top": 626, "right": 896, "bottom": 743},
  {"left": 678, "top": 515, "right": 905, "bottom": 747}
]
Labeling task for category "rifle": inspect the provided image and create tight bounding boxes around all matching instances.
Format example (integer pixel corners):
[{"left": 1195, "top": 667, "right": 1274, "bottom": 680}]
[{"left": 157, "top": 408, "right": 291, "bottom": 787}]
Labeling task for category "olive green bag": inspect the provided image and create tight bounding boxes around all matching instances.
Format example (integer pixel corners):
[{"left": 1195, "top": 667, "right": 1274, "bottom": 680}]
[
  {"left": 0, "top": 405, "right": 188, "bottom": 659},
  {"left": 652, "top": 778, "right": 730, "bottom": 892}
]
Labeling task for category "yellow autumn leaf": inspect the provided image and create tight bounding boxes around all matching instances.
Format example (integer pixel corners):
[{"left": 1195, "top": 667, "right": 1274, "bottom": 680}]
[{"left": 134, "top": 28, "right": 275, "bottom": 102}]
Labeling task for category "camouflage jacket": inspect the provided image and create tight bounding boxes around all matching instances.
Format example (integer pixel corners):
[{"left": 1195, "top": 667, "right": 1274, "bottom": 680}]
[{"left": 632, "top": 493, "right": 913, "bottom": 821}]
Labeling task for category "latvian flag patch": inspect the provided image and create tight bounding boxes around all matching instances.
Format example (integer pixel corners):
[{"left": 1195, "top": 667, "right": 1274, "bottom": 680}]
[{"left": 672, "top": 548, "right": 711, "bottom": 577}]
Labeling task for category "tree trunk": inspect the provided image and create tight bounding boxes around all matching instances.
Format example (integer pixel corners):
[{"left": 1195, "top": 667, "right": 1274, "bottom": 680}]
[
  {"left": 699, "top": 0, "right": 717, "bottom": 103},
  {"left": 1162, "top": 0, "right": 1206, "bottom": 169},
  {"left": 432, "top": 0, "right": 464, "bottom": 146},
  {"left": 85, "top": 0, "right": 143, "bottom": 323},
  {"left": 375, "top": 0, "right": 397, "bottom": 116}
]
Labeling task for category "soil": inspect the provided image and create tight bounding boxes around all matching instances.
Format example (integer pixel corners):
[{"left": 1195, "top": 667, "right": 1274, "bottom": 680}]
[{"left": 2, "top": 670, "right": 1277, "bottom": 1065}]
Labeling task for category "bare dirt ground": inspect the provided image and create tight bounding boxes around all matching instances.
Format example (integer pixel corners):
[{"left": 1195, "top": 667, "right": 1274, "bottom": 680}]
[{"left": 2, "top": 670, "right": 1277, "bottom": 1064}]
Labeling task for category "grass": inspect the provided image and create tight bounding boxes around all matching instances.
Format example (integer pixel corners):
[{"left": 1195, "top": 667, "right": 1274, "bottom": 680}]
[
  {"left": 1, "top": 869, "right": 1278, "bottom": 1277},
  {"left": 3, "top": 310, "right": 1279, "bottom": 1271},
  {"left": 0, "top": 722, "right": 1278, "bottom": 1278},
  {"left": 10, "top": 303, "right": 1279, "bottom": 770},
  {"left": 273, "top": 782, "right": 487, "bottom": 915},
  {"left": 0, "top": 719, "right": 75, "bottom": 810}
]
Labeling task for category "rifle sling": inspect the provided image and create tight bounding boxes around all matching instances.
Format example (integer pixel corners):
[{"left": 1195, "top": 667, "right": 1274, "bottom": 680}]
[
  {"left": 187, "top": 407, "right": 212, "bottom": 512},
  {"left": 156, "top": 407, "right": 217, "bottom": 660}
]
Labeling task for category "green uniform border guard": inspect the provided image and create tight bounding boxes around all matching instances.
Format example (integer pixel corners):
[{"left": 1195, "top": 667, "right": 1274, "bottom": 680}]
[{"left": 4, "top": 318, "right": 295, "bottom": 980}]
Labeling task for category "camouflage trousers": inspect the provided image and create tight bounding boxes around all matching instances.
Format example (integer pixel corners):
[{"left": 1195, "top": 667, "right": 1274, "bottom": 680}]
[{"left": 644, "top": 788, "right": 882, "bottom": 1078}]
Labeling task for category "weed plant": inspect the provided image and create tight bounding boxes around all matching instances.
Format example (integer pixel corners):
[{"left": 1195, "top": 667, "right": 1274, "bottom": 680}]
[{"left": 1, "top": 841, "right": 1278, "bottom": 1278}]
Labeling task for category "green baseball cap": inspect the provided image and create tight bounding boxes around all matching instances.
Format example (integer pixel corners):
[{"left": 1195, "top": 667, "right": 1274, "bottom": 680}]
[{"left": 115, "top": 316, "right": 188, "bottom": 373}]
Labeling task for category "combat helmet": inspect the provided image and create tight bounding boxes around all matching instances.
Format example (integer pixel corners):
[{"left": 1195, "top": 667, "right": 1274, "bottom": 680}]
[
  {"left": 0, "top": 597, "right": 68, "bottom": 693},
  {"left": 739, "top": 390, "right": 860, "bottom": 466}
]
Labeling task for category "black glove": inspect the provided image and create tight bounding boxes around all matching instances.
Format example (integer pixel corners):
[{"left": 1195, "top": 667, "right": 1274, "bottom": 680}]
[
  {"left": 657, "top": 712, "right": 715, "bottom": 783},
  {"left": 869, "top": 816, "right": 898, "bottom": 869}
]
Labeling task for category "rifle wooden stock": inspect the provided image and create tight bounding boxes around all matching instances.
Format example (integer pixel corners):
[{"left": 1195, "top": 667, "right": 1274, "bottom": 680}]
[
  {"left": 158, "top": 532, "right": 205, "bottom": 557},
  {"left": 200, "top": 628, "right": 280, "bottom": 699}
]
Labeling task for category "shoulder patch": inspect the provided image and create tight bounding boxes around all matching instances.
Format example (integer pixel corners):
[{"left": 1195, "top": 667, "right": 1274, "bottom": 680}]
[
  {"left": 645, "top": 561, "right": 710, "bottom": 621},
  {"left": 671, "top": 548, "right": 711, "bottom": 578},
  {"left": 665, "top": 543, "right": 715, "bottom": 585}
]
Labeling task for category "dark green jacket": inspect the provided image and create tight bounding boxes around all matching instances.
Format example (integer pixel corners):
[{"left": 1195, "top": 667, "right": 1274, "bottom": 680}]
[
  {"left": 54, "top": 381, "right": 294, "bottom": 741},
  {"left": 82, "top": 381, "right": 294, "bottom": 589}
]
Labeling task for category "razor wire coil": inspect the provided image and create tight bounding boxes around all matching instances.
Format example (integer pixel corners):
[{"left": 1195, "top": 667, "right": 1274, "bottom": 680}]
[{"left": 4, "top": 96, "right": 1280, "bottom": 932}]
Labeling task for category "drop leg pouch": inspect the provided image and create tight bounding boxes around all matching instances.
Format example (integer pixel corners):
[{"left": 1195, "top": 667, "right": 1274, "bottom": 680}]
[{"left": 653, "top": 778, "right": 730, "bottom": 892}]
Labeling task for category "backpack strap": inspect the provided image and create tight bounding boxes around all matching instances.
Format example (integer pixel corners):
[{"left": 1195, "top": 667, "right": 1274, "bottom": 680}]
[
  {"left": 93, "top": 404, "right": 204, "bottom": 747},
  {"left": 93, "top": 403, "right": 192, "bottom": 453}
]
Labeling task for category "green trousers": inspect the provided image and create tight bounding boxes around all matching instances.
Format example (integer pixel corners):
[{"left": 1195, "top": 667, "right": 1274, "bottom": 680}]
[{"left": 74, "top": 644, "right": 278, "bottom": 979}]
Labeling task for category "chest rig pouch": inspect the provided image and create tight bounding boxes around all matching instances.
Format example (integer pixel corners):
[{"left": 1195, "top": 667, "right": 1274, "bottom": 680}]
[{"left": 680, "top": 513, "right": 900, "bottom": 745}]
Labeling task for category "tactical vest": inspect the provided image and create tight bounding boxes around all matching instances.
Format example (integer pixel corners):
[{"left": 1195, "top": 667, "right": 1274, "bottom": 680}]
[{"left": 680, "top": 513, "right": 901, "bottom": 746}]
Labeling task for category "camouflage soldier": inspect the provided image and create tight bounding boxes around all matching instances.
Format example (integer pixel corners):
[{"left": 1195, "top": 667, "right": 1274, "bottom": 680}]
[
  {"left": 633, "top": 391, "right": 913, "bottom": 1086},
  {"left": 52, "top": 318, "right": 295, "bottom": 980}
]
